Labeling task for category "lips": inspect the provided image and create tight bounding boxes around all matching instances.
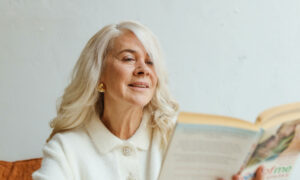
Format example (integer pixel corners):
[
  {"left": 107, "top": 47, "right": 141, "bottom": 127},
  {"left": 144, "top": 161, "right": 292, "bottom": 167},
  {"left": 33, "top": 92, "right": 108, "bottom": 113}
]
[{"left": 128, "top": 82, "right": 150, "bottom": 88}]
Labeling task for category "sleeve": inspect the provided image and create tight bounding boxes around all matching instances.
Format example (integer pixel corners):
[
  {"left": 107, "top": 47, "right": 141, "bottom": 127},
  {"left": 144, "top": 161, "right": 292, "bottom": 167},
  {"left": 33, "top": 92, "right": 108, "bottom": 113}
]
[{"left": 32, "top": 134, "right": 74, "bottom": 180}]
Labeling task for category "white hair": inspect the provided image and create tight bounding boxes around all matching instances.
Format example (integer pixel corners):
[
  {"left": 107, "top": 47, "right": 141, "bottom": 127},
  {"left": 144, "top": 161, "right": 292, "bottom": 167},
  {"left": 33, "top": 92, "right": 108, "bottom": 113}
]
[{"left": 47, "top": 20, "right": 179, "bottom": 148}]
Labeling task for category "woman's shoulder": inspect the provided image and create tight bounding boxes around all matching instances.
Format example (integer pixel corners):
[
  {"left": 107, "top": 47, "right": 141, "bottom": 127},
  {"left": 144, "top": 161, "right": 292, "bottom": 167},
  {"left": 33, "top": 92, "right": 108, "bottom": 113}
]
[
  {"left": 33, "top": 126, "right": 90, "bottom": 179},
  {"left": 46, "top": 125, "right": 90, "bottom": 151}
]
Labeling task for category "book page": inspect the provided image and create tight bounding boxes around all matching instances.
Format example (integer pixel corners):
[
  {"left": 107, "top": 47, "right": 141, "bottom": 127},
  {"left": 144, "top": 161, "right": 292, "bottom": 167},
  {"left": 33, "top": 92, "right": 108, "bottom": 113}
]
[
  {"left": 179, "top": 112, "right": 259, "bottom": 131},
  {"left": 159, "top": 123, "right": 262, "bottom": 180},
  {"left": 242, "top": 119, "right": 300, "bottom": 180},
  {"left": 256, "top": 102, "right": 300, "bottom": 129}
]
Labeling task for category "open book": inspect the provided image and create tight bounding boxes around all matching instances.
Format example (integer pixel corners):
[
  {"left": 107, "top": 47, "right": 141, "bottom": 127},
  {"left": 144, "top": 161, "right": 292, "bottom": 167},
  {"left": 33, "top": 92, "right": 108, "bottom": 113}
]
[{"left": 159, "top": 102, "right": 300, "bottom": 180}]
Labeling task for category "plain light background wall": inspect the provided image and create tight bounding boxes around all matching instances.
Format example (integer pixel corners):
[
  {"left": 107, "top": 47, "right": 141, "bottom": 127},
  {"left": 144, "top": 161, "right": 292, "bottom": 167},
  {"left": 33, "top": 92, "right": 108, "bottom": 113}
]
[{"left": 1, "top": 0, "right": 300, "bottom": 178}]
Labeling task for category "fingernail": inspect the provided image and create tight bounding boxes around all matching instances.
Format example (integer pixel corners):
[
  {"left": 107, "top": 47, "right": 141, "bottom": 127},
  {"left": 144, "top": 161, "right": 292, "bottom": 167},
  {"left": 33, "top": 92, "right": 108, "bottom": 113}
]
[
  {"left": 232, "top": 175, "right": 239, "bottom": 180},
  {"left": 259, "top": 166, "right": 264, "bottom": 172}
]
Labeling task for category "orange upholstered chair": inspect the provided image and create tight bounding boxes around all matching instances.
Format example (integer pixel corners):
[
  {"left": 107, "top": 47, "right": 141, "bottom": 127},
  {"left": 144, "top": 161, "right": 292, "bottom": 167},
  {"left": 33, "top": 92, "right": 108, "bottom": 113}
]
[{"left": 0, "top": 158, "right": 42, "bottom": 180}]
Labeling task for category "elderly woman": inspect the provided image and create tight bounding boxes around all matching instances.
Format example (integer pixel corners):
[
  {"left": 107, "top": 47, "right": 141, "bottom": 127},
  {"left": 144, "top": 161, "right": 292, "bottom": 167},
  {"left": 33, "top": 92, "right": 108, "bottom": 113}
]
[{"left": 32, "top": 21, "right": 263, "bottom": 180}]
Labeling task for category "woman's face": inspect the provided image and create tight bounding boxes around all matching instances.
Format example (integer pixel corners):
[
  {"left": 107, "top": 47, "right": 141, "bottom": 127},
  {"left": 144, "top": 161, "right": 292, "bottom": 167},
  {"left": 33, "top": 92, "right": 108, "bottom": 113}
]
[{"left": 100, "top": 30, "right": 158, "bottom": 108}]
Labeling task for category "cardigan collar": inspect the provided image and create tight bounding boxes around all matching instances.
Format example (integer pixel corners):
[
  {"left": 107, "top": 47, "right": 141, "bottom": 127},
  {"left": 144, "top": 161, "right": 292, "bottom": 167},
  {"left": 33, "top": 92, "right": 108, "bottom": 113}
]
[{"left": 84, "top": 111, "right": 152, "bottom": 154}]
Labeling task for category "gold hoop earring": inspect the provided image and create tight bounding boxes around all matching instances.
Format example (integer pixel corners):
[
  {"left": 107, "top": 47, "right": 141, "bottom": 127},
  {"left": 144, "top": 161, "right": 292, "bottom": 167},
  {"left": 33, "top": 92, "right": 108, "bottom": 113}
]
[{"left": 97, "top": 83, "right": 105, "bottom": 93}]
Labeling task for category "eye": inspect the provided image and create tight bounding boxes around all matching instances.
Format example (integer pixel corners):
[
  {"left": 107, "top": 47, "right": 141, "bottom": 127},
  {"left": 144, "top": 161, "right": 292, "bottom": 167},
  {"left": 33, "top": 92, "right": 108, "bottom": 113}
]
[
  {"left": 122, "top": 57, "right": 135, "bottom": 62},
  {"left": 146, "top": 60, "right": 154, "bottom": 65}
]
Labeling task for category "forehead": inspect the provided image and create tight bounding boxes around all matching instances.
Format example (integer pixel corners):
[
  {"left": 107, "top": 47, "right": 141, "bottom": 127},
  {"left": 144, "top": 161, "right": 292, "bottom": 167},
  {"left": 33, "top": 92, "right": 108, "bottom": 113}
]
[{"left": 109, "top": 30, "right": 148, "bottom": 56}]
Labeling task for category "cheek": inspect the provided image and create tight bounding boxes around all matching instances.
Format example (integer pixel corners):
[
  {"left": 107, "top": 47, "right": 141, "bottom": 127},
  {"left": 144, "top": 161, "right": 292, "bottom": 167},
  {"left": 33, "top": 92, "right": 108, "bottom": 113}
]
[
  {"left": 151, "top": 70, "right": 158, "bottom": 87},
  {"left": 109, "top": 65, "right": 132, "bottom": 89},
  {"left": 150, "top": 77, "right": 158, "bottom": 100}
]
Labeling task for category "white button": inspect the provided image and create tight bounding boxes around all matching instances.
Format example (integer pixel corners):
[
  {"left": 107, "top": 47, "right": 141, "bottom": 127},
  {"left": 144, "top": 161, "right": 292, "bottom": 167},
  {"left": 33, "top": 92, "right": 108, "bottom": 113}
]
[
  {"left": 122, "top": 146, "right": 132, "bottom": 156},
  {"left": 127, "top": 173, "right": 136, "bottom": 180}
]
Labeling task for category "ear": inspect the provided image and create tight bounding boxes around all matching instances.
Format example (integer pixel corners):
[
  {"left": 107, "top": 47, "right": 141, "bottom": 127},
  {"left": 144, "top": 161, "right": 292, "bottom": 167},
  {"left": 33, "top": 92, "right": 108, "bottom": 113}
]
[
  {"left": 99, "top": 59, "right": 107, "bottom": 83},
  {"left": 99, "top": 68, "right": 105, "bottom": 82},
  {"left": 99, "top": 76, "right": 104, "bottom": 83}
]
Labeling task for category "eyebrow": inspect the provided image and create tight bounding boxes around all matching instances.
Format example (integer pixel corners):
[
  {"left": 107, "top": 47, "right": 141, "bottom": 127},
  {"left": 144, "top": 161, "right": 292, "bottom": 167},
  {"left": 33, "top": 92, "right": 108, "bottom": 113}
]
[
  {"left": 117, "top": 49, "right": 150, "bottom": 58},
  {"left": 117, "top": 49, "right": 136, "bottom": 55}
]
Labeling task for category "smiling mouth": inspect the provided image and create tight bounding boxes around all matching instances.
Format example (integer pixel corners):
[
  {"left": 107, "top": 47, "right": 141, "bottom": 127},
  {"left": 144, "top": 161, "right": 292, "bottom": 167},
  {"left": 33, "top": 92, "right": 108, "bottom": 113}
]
[{"left": 128, "top": 83, "right": 149, "bottom": 88}]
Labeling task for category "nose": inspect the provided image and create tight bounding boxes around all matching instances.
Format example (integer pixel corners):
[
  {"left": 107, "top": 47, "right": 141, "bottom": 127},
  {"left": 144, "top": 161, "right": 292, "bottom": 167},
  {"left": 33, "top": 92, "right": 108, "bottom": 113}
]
[{"left": 133, "top": 60, "right": 150, "bottom": 76}]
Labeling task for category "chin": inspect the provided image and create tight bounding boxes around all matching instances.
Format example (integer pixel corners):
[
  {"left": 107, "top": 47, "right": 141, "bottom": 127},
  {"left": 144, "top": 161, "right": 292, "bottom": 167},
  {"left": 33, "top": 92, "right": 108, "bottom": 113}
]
[
  {"left": 129, "top": 97, "right": 152, "bottom": 108},
  {"left": 131, "top": 101, "right": 150, "bottom": 108}
]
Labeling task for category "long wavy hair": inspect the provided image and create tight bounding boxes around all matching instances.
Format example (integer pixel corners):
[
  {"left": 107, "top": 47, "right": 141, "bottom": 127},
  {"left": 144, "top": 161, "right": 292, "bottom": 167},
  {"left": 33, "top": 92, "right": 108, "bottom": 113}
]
[{"left": 47, "top": 20, "right": 179, "bottom": 148}]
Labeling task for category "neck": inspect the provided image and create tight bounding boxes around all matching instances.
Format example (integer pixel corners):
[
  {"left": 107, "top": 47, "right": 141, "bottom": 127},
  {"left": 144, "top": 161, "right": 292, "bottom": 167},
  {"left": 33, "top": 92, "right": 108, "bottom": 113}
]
[{"left": 101, "top": 97, "right": 144, "bottom": 140}]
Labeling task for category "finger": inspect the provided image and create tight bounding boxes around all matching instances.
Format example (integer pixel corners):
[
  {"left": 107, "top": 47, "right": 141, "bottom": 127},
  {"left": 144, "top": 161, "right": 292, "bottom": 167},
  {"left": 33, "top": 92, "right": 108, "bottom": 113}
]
[
  {"left": 232, "top": 174, "right": 240, "bottom": 180},
  {"left": 253, "top": 166, "right": 264, "bottom": 180}
]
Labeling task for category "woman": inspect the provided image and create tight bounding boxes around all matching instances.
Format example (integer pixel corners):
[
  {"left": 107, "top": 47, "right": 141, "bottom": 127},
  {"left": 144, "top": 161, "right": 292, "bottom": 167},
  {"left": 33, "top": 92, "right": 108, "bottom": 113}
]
[
  {"left": 32, "top": 21, "right": 263, "bottom": 180},
  {"left": 33, "top": 20, "right": 178, "bottom": 180}
]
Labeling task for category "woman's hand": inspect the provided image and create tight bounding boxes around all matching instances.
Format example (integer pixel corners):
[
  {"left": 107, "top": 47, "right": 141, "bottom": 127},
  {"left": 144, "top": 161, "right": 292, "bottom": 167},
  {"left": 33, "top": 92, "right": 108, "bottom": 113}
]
[{"left": 232, "top": 166, "right": 264, "bottom": 180}]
